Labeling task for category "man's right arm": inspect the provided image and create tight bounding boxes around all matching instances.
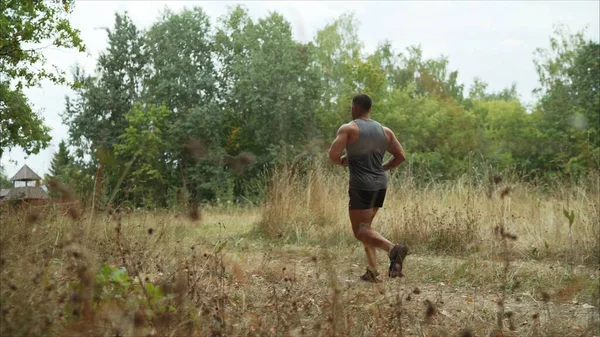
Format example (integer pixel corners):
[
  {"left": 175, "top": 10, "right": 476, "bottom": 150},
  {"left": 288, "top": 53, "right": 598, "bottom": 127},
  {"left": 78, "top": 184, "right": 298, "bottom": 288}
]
[
  {"left": 328, "top": 124, "right": 349, "bottom": 165},
  {"left": 382, "top": 127, "right": 406, "bottom": 171}
]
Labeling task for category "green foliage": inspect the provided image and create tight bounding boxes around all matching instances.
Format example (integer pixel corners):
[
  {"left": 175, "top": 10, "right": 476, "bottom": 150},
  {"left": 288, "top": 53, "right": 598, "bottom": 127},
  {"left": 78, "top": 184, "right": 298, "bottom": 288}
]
[
  {"left": 313, "top": 13, "right": 363, "bottom": 136},
  {"left": 1, "top": 0, "right": 84, "bottom": 159},
  {"left": 145, "top": 7, "right": 216, "bottom": 112},
  {"left": 532, "top": 27, "right": 600, "bottom": 178},
  {"left": 474, "top": 99, "right": 538, "bottom": 169},
  {"left": 45, "top": 140, "right": 72, "bottom": 198},
  {"left": 84, "top": 264, "right": 176, "bottom": 320},
  {"left": 215, "top": 7, "right": 323, "bottom": 157},
  {"left": 0, "top": 0, "right": 85, "bottom": 89},
  {"left": 45, "top": 7, "right": 597, "bottom": 207},
  {"left": 49, "top": 140, "right": 71, "bottom": 177},
  {"left": 0, "top": 82, "right": 51, "bottom": 158},
  {"left": 144, "top": 7, "right": 225, "bottom": 204},
  {"left": 94, "top": 264, "right": 132, "bottom": 301},
  {"left": 114, "top": 103, "right": 170, "bottom": 207},
  {"left": 563, "top": 208, "right": 575, "bottom": 229},
  {"left": 0, "top": 166, "right": 11, "bottom": 189},
  {"left": 62, "top": 13, "right": 144, "bottom": 160},
  {"left": 60, "top": 13, "right": 147, "bottom": 205}
]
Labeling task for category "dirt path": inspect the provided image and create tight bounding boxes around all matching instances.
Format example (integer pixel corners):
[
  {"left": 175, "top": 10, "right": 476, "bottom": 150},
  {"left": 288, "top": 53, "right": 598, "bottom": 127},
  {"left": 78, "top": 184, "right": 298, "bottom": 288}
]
[{"left": 220, "top": 244, "right": 600, "bottom": 336}]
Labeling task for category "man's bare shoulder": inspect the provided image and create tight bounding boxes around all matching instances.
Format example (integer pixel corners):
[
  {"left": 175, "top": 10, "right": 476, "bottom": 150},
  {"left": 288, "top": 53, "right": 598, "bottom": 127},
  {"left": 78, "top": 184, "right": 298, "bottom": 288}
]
[
  {"left": 337, "top": 121, "right": 359, "bottom": 134},
  {"left": 381, "top": 125, "right": 396, "bottom": 142}
]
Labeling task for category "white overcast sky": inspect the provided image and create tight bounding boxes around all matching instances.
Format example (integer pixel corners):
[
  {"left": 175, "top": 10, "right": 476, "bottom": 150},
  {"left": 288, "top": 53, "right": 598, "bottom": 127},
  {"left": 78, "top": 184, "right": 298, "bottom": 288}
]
[{"left": 2, "top": 0, "right": 599, "bottom": 179}]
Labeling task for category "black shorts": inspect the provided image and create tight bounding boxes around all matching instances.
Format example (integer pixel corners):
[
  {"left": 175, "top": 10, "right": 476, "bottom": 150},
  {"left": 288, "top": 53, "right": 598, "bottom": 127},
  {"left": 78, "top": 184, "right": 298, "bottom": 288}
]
[{"left": 348, "top": 189, "right": 387, "bottom": 210}]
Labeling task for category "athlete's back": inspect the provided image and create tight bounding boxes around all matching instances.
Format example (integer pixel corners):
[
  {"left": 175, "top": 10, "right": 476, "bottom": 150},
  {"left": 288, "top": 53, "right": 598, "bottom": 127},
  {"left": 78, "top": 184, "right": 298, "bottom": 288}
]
[{"left": 346, "top": 118, "right": 388, "bottom": 191}]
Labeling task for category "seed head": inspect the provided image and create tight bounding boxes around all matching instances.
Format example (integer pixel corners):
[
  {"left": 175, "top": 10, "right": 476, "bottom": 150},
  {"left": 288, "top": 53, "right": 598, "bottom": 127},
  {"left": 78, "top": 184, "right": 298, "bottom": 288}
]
[
  {"left": 424, "top": 299, "right": 436, "bottom": 318},
  {"left": 238, "top": 152, "right": 256, "bottom": 166},
  {"left": 26, "top": 212, "right": 40, "bottom": 224},
  {"left": 67, "top": 207, "right": 80, "bottom": 220},
  {"left": 134, "top": 310, "right": 145, "bottom": 327},
  {"left": 188, "top": 202, "right": 201, "bottom": 221},
  {"left": 183, "top": 139, "right": 207, "bottom": 161},
  {"left": 541, "top": 292, "right": 551, "bottom": 302},
  {"left": 48, "top": 178, "right": 76, "bottom": 201},
  {"left": 70, "top": 292, "right": 82, "bottom": 303},
  {"left": 500, "top": 186, "right": 512, "bottom": 199},
  {"left": 459, "top": 329, "right": 474, "bottom": 337}
]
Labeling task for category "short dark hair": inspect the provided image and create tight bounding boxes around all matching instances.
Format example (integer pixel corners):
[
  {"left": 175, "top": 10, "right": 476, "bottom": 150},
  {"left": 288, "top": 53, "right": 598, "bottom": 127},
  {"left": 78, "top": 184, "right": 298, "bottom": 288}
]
[{"left": 352, "top": 94, "right": 372, "bottom": 113}]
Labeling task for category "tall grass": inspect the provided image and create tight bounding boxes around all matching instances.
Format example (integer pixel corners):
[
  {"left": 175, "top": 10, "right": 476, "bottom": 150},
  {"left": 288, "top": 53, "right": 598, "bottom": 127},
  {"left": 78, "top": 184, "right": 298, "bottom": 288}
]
[
  {"left": 259, "top": 158, "right": 600, "bottom": 265},
  {"left": 0, "top": 161, "right": 598, "bottom": 336}
]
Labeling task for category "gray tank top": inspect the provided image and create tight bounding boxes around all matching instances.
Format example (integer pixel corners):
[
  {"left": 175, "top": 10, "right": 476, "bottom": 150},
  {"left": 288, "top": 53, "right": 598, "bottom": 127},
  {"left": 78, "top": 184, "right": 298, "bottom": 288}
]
[{"left": 346, "top": 118, "right": 389, "bottom": 191}]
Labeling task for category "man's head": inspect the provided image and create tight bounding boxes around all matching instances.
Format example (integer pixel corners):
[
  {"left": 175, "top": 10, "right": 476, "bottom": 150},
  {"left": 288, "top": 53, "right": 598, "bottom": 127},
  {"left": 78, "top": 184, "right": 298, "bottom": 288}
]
[{"left": 351, "top": 94, "right": 372, "bottom": 119}]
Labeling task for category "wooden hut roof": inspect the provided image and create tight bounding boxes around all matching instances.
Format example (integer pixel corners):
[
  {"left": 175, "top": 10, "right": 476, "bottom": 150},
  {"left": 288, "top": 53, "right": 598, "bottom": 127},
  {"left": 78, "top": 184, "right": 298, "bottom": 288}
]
[
  {"left": 4, "top": 186, "right": 49, "bottom": 200},
  {"left": 10, "top": 165, "right": 42, "bottom": 182}
]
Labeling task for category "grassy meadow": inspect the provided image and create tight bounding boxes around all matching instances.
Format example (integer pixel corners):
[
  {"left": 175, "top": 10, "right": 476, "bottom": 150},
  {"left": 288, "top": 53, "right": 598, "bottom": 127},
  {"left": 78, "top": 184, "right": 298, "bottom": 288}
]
[
  {"left": 1, "top": 163, "right": 599, "bottom": 337},
  {"left": 2, "top": 1, "right": 599, "bottom": 336}
]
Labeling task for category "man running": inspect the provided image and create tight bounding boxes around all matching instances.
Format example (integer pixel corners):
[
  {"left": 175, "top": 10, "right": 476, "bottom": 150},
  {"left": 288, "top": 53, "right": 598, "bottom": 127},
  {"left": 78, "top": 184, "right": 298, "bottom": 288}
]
[{"left": 328, "top": 93, "right": 408, "bottom": 283}]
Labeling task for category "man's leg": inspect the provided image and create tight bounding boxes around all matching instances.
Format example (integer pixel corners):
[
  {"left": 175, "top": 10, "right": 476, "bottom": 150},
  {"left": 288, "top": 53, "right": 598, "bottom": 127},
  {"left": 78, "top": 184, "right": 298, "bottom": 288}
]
[
  {"left": 363, "top": 245, "right": 377, "bottom": 272},
  {"left": 349, "top": 189, "right": 407, "bottom": 279},
  {"left": 350, "top": 208, "right": 395, "bottom": 254},
  {"left": 362, "top": 208, "right": 380, "bottom": 272},
  {"left": 351, "top": 208, "right": 408, "bottom": 279}
]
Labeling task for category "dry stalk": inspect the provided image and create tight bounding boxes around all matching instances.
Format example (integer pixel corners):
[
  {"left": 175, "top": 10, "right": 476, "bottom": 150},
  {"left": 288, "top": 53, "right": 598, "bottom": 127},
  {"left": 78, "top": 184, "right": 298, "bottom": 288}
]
[
  {"left": 323, "top": 251, "right": 344, "bottom": 337},
  {"left": 495, "top": 186, "right": 517, "bottom": 331}
]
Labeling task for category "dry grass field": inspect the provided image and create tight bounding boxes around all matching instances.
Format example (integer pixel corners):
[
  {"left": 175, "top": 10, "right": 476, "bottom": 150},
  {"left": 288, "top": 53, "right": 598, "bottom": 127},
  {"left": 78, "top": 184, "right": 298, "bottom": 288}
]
[{"left": 1, "top": 164, "right": 599, "bottom": 336}]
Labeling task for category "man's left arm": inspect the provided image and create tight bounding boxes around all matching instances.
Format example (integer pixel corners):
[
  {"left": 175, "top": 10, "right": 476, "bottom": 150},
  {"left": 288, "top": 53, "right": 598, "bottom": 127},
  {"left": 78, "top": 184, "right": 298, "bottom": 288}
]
[
  {"left": 382, "top": 127, "right": 406, "bottom": 171},
  {"left": 328, "top": 124, "right": 348, "bottom": 165}
]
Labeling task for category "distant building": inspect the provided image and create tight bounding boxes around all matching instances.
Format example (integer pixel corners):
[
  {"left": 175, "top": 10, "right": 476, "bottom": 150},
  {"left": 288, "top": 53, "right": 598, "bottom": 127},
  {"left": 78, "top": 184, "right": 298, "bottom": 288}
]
[{"left": 1, "top": 165, "right": 49, "bottom": 205}]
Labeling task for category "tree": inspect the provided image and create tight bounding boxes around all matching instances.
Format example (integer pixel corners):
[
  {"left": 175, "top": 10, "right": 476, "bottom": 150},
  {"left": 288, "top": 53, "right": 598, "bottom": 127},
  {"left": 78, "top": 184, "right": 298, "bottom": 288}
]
[
  {"left": 0, "top": 0, "right": 85, "bottom": 159},
  {"left": 0, "top": 0, "right": 85, "bottom": 88},
  {"left": 532, "top": 26, "right": 599, "bottom": 176},
  {"left": 145, "top": 6, "right": 224, "bottom": 203},
  {"left": 0, "top": 82, "right": 51, "bottom": 158},
  {"left": 50, "top": 6, "right": 597, "bottom": 205},
  {"left": 313, "top": 13, "right": 363, "bottom": 137},
  {"left": 533, "top": 25, "right": 585, "bottom": 97},
  {"left": 62, "top": 13, "right": 145, "bottom": 160},
  {"left": 49, "top": 140, "right": 71, "bottom": 177},
  {"left": 378, "top": 87, "right": 479, "bottom": 179},
  {"left": 61, "top": 13, "right": 146, "bottom": 204},
  {"left": 476, "top": 99, "right": 538, "bottom": 170},
  {"left": 145, "top": 7, "right": 216, "bottom": 114},
  {"left": 329, "top": 56, "right": 388, "bottom": 130},
  {"left": 394, "top": 46, "right": 465, "bottom": 104},
  {"left": 114, "top": 103, "right": 170, "bottom": 207},
  {"left": 568, "top": 41, "right": 599, "bottom": 159},
  {"left": 213, "top": 6, "right": 324, "bottom": 198},
  {"left": 467, "top": 78, "right": 519, "bottom": 103},
  {"left": 0, "top": 166, "right": 11, "bottom": 189},
  {"left": 45, "top": 140, "right": 76, "bottom": 198},
  {"left": 216, "top": 8, "right": 322, "bottom": 157}
]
